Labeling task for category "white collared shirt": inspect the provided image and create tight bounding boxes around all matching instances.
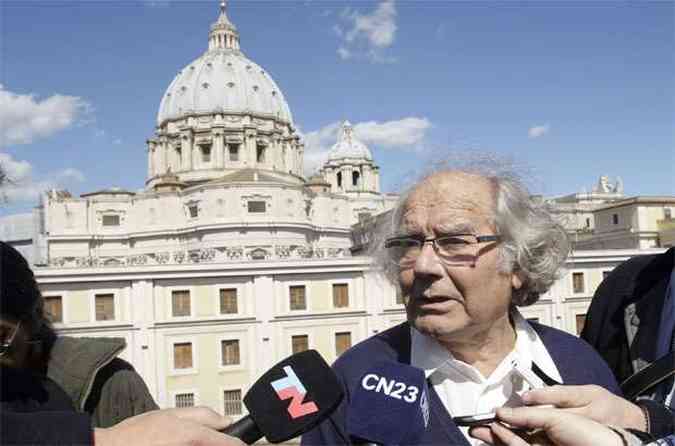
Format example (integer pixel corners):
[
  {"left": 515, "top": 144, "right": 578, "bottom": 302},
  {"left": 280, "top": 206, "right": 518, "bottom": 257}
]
[{"left": 410, "top": 309, "right": 563, "bottom": 446}]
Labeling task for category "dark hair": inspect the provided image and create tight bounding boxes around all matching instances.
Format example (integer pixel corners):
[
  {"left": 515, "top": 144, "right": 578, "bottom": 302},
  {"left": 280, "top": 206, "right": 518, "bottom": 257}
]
[{"left": 0, "top": 242, "right": 54, "bottom": 344}]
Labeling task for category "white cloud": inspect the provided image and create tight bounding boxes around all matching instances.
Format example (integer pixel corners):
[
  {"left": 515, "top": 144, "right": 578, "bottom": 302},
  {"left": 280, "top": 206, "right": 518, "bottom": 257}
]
[
  {"left": 0, "top": 85, "right": 91, "bottom": 148},
  {"left": 301, "top": 117, "right": 431, "bottom": 175},
  {"left": 57, "top": 168, "right": 86, "bottom": 183},
  {"left": 0, "top": 152, "right": 85, "bottom": 203},
  {"left": 528, "top": 123, "right": 551, "bottom": 139},
  {"left": 337, "top": 47, "right": 352, "bottom": 60},
  {"left": 335, "top": 0, "right": 398, "bottom": 63},
  {"left": 141, "top": 0, "right": 171, "bottom": 7},
  {"left": 354, "top": 117, "right": 431, "bottom": 147},
  {"left": 0, "top": 152, "right": 32, "bottom": 182}
]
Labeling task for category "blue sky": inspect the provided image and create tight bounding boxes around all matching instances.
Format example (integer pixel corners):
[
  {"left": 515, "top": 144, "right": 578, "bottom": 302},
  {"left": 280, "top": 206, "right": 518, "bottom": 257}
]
[{"left": 1, "top": 0, "right": 673, "bottom": 216}]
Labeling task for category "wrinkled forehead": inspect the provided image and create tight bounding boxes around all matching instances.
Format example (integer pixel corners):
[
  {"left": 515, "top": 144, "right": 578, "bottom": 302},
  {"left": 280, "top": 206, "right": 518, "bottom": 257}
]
[{"left": 399, "top": 172, "right": 496, "bottom": 231}]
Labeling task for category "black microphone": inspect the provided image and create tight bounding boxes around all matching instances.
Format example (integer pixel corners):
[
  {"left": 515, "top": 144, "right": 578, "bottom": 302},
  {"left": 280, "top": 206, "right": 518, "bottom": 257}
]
[
  {"left": 346, "top": 361, "right": 430, "bottom": 445},
  {"left": 221, "top": 349, "right": 343, "bottom": 444}
]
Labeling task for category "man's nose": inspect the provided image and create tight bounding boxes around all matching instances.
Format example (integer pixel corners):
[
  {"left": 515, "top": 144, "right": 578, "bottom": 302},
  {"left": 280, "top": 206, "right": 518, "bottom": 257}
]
[{"left": 412, "top": 241, "right": 444, "bottom": 278}]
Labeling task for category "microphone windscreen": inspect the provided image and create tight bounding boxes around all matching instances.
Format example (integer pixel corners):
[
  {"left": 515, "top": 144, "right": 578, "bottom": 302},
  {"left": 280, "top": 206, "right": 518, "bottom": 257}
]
[
  {"left": 347, "top": 361, "right": 430, "bottom": 445},
  {"left": 244, "top": 349, "right": 343, "bottom": 443}
]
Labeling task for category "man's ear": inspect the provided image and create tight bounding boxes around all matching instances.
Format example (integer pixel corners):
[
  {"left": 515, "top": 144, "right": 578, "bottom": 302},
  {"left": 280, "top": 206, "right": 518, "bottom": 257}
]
[{"left": 511, "top": 272, "right": 524, "bottom": 290}]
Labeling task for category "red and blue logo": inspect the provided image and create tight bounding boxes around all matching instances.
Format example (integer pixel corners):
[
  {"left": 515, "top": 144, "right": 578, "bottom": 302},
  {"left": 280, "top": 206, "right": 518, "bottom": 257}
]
[{"left": 271, "top": 365, "right": 319, "bottom": 419}]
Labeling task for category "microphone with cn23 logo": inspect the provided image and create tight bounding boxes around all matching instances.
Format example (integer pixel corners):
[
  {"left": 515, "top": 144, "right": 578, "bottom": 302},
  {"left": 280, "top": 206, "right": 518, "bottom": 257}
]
[
  {"left": 221, "top": 349, "right": 343, "bottom": 444},
  {"left": 346, "top": 361, "right": 430, "bottom": 445}
]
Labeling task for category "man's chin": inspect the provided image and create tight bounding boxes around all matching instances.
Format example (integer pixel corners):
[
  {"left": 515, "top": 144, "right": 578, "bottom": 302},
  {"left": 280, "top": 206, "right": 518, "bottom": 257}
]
[{"left": 409, "top": 314, "right": 459, "bottom": 340}]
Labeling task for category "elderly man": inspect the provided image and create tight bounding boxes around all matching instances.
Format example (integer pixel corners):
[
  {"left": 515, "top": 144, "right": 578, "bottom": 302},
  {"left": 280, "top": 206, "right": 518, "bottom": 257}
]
[{"left": 302, "top": 167, "right": 621, "bottom": 446}]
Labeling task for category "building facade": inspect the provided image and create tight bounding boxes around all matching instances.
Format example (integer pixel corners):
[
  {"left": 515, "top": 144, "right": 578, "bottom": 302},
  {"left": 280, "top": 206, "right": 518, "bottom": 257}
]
[{"left": 1, "top": 1, "right": 674, "bottom": 423}]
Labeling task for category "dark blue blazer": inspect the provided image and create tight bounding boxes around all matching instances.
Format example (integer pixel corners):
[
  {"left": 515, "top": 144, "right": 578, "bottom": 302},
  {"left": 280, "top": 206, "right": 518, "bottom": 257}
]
[{"left": 302, "top": 321, "right": 621, "bottom": 446}]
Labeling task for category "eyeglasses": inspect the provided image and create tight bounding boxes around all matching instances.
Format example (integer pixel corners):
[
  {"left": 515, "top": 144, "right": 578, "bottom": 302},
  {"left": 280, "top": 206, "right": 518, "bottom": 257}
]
[
  {"left": 0, "top": 321, "right": 40, "bottom": 358},
  {"left": 0, "top": 321, "right": 22, "bottom": 358},
  {"left": 384, "top": 233, "right": 501, "bottom": 268}
]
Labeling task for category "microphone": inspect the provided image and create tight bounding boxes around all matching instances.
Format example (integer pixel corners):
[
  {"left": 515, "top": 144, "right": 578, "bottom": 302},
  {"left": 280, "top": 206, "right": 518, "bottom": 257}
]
[
  {"left": 221, "top": 349, "right": 343, "bottom": 444},
  {"left": 346, "top": 361, "right": 430, "bottom": 445}
]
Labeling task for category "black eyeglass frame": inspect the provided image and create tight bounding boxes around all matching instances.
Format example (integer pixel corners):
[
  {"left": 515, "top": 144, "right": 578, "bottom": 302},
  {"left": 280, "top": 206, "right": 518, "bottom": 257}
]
[
  {"left": 0, "top": 321, "right": 22, "bottom": 358},
  {"left": 384, "top": 233, "right": 501, "bottom": 249},
  {"left": 384, "top": 233, "right": 501, "bottom": 265},
  {"left": 0, "top": 321, "right": 41, "bottom": 358}
]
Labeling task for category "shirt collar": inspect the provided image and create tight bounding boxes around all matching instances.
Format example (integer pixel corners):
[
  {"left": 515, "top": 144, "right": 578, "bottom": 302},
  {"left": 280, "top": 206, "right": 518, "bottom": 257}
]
[{"left": 410, "top": 308, "right": 561, "bottom": 384}]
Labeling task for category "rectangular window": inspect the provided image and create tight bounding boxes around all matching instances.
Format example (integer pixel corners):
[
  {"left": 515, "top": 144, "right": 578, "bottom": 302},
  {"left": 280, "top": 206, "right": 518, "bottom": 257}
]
[
  {"left": 612, "top": 213, "right": 619, "bottom": 225},
  {"left": 665, "top": 208, "right": 672, "bottom": 220},
  {"left": 219, "top": 288, "right": 238, "bottom": 314},
  {"left": 173, "top": 342, "right": 193, "bottom": 369},
  {"left": 289, "top": 285, "right": 306, "bottom": 311},
  {"left": 221, "top": 340, "right": 240, "bottom": 366},
  {"left": 188, "top": 205, "right": 199, "bottom": 218},
  {"left": 175, "top": 393, "right": 195, "bottom": 408},
  {"left": 585, "top": 218, "right": 591, "bottom": 228},
  {"left": 223, "top": 390, "right": 242, "bottom": 416},
  {"left": 572, "top": 272, "right": 585, "bottom": 294},
  {"left": 335, "top": 332, "right": 352, "bottom": 357},
  {"left": 256, "top": 145, "right": 265, "bottom": 163},
  {"left": 247, "top": 201, "right": 266, "bottom": 213},
  {"left": 45, "top": 296, "right": 63, "bottom": 323},
  {"left": 95, "top": 293, "right": 115, "bottom": 321},
  {"left": 292, "top": 335, "right": 309, "bottom": 354},
  {"left": 102, "top": 215, "right": 120, "bottom": 227},
  {"left": 172, "top": 290, "right": 191, "bottom": 317},
  {"left": 228, "top": 144, "right": 239, "bottom": 161},
  {"left": 332, "top": 283, "right": 349, "bottom": 308},
  {"left": 575, "top": 314, "right": 587, "bottom": 336}
]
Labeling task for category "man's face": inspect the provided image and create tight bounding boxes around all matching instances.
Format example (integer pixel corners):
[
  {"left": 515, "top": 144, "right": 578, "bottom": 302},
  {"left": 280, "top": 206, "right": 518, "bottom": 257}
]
[{"left": 397, "top": 172, "right": 521, "bottom": 344}]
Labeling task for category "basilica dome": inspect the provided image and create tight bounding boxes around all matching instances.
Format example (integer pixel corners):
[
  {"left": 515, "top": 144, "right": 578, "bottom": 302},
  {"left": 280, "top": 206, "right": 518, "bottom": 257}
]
[
  {"left": 156, "top": 2, "right": 292, "bottom": 126},
  {"left": 328, "top": 121, "right": 373, "bottom": 161}
]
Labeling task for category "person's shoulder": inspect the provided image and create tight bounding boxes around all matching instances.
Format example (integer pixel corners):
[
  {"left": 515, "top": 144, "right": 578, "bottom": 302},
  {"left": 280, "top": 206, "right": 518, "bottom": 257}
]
[
  {"left": 608, "top": 248, "right": 673, "bottom": 282},
  {"left": 531, "top": 322, "right": 619, "bottom": 390},
  {"left": 332, "top": 322, "right": 410, "bottom": 382},
  {"left": 51, "top": 335, "right": 126, "bottom": 359},
  {"left": 531, "top": 322, "right": 600, "bottom": 358}
]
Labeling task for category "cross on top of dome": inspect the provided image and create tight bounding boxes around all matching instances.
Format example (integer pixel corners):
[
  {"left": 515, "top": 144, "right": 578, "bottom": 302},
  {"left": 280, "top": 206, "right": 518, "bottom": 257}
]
[{"left": 210, "top": 0, "right": 239, "bottom": 51}]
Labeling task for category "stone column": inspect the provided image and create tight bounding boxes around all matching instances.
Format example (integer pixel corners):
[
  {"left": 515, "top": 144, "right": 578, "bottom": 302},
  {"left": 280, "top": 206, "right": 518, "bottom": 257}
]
[
  {"left": 274, "top": 139, "right": 282, "bottom": 171},
  {"left": 181, "top": 131, "right": 193, "bottom": 171},
  {"left": 298, "top": 142, "right": 304, "bottom": 177},
  {"left": 345, "top": 166, "right": 353, "bottom": 191},
  {"left": 158, "top": 138, "right": 167, "bottom": 174},
  {"left": 147, "top": 141, "right": 155, "bottom": 178},
  {"left": 363, "top": 165, "right": 371, "bottom": 192},
  {"left": 249, "top": 133, "right": 257, "bottom": 167},
  {"left": 213, "top": 128, "right": 224, "bottom": 169}
]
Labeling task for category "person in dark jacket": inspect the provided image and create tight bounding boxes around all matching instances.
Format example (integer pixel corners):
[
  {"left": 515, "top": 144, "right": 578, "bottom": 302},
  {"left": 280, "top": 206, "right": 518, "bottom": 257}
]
[
  {"left": 580, "top": 248, "right": 675, "bottom": 438},
  {"left": 501, "top": 248, "right": 675, "bottom": 441},
  {"left": 302, "top": 166, "right": 621, "bottom": 446},
  {"left": 0, "top": 241, "right": 158, "bottom": 428}
]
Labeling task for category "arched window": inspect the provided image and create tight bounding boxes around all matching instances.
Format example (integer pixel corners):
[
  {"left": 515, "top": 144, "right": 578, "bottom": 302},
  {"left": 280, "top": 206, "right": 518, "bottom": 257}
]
[
  {"left": 352, "top": 171, "right": 360, "bottom": 187},
  {"left": 175, "top": 147, "right": 182, "bottom": 170},
  {"left": 337, "top": 172, "right": 342, "bottom": 188},
  {"left": 256, "top": 145, "right": 266, "bottom": 163}
]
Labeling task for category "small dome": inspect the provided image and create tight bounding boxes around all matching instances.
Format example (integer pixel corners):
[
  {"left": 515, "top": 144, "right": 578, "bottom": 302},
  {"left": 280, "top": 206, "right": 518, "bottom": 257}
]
[{"left": 328, "top": 121, "right": 372, "bottom": 161}]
